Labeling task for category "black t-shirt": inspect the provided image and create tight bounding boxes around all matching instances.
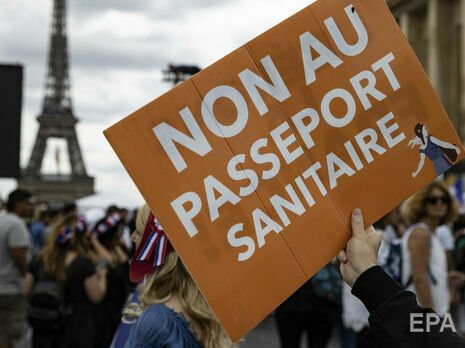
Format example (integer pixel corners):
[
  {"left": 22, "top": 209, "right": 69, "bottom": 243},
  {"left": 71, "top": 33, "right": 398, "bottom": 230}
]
[
  {"left": 29, "top": 257, "right": 53, "bottom": 282},
  {"left": 65, "top": 255, "right": 96, "bottom": 314}
]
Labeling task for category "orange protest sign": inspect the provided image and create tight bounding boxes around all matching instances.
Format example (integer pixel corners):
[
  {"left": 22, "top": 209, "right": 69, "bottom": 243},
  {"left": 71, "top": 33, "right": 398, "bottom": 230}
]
[{"left": 104, "top": 0, "right": 464, "bottom": 341}]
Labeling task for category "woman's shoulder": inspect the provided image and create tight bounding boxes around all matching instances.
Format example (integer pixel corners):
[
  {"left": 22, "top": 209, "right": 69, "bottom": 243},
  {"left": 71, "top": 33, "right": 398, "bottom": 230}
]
[
  {"left": 128, "top": 304, "right": 202, "bottom": 347},
  {"left": 139, "top": 304, "right": 190, "bottom": 330},
  {"left": 407, "top": 222, "right": 431, "bottom": 234},
  {"left": 140, "top": 303, "right": 174, "bottom": 318},
  {"left": 405, "top": 223, "right": 431, "bottom": 246}
]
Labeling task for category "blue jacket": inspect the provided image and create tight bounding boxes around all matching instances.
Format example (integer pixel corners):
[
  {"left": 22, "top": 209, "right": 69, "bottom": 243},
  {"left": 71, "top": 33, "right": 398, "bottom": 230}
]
[{"left": 125, "top": 303, "right": 202, "bottom": 348}]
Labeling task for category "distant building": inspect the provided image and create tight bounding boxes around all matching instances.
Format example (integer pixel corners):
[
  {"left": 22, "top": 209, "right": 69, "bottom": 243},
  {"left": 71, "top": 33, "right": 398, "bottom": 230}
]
[{"left": 387, "top": 0, "right": 465, "bottom": 143}]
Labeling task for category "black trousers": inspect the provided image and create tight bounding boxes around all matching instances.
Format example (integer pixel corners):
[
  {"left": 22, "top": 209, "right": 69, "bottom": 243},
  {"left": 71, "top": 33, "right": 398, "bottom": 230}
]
[
  {"left": 32, "top": 329, "right": 61, "bottom": 348},
  {"left": 275, "top": 306, "right": 340, "bottom": 348}
]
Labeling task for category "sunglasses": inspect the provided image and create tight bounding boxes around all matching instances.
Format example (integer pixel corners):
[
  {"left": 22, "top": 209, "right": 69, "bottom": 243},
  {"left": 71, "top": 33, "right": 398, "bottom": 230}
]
[{"left": 425, "top": 195, "right": 451, "bottom": 205}]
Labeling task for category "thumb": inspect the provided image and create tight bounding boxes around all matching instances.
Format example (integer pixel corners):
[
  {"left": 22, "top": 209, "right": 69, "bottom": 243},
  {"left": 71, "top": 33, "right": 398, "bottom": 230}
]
[
  {"left": 366, "top": 225, "right": 382, "bottom": 250},
  {"left": 366, "top": 225, "right": 378, "bottom": 238},
  {"left": 351, "top": 209, "right": 365, "bottom": 237}
]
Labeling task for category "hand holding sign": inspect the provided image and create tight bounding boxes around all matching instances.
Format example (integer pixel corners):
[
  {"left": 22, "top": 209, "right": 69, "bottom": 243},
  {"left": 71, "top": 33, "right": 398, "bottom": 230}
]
[{"left": 338, "top": 209, "right": 381, "bottom": 287}]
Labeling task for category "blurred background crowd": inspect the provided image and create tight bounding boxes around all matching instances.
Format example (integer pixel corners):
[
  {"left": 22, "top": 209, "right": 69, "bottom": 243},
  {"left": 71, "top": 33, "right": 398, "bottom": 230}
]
[
  {"left": 2, "top": 172, "right": 465, "bottom": 348},
  {"left": 2, "top": 0, "right": 465, "bottom": 347},
  {"left": 0, "top": 192, "right": 137, "bottom": 348}
]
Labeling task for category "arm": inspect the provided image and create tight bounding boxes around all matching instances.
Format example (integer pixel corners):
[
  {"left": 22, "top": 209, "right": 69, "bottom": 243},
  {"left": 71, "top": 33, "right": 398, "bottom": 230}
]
[
  {"left": 10, "top": 247, "right": 28, "bottom": 276},
  {"left": 84, "top": 265, "right": 108, "bottom": 304},
  {"left": 430, "top": 136, "right": 460, "bottom": 153},
  {"left": 353, "top": 266, "right": 464, "bottom": 348},
  {"left": 22, "top": 272, "right": 34, "bottom": 297},
  {"left": 90, "top": 236, "right": 115, "bottom": 266},
  {"left": 340, "top": 210, "right": 465, "bottom": 347},
  {"left": 408, "top": 227, "right": 433, "bottom": 308},
  {"left": 113, "top": 245, "right": 129, "bottom": 265},
  {"left": 412, "top": 153, "right": 425, "bottom": 178}
]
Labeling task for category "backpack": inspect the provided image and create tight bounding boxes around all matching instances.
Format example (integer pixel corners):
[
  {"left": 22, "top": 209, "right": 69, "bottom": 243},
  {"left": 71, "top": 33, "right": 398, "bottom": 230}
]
[
  {"left": 28, "top": 264, "right": 67, "bottom": 331},
  {"left": 311, "top": 262, "right": 342, "bottom": 305}
]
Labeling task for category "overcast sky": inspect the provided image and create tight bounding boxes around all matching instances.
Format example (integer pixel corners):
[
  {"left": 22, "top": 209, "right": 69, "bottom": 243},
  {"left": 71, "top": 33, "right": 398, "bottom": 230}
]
[{"left": 0, "top": 0, "right": 315, "bottom": 209}]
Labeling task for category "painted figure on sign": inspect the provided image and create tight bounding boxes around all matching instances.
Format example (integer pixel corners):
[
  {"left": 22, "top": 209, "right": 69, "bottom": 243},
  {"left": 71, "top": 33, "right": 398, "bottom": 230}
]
[{"left": 409, "top": 123, "right": 460, "bottom": 177}]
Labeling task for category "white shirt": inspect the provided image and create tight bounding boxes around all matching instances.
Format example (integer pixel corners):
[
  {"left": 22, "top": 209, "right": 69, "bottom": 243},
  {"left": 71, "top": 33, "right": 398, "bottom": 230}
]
[
  {"left": 436, "top": 225, "right": 454, "bottom": 251},
  {"left": 402, "top": 223, "right": 449, "bottom": 316},
  {"left": 0, "top": 212, "right": 31, "bottom": 294}
]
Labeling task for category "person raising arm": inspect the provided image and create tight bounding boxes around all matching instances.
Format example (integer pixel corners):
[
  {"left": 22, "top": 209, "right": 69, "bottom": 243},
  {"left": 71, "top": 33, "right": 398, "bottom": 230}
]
[{"left": 339, "top": 209, "right": 465, "bottom": 348}]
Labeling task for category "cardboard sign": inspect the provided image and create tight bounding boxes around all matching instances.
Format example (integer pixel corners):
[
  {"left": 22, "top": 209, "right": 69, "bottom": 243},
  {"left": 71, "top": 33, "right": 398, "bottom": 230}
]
[{"left": 104, "top": 0, "right": 464, "bottom": 341}]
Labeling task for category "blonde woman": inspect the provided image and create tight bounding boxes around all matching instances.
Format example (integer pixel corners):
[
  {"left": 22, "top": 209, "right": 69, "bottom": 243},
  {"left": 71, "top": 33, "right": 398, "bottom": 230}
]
[
  {"left": 123, "top": 204, "right": 233, "bottom": 348},
  {"left": 402, "top": 181, "right": 458, "bottom": 316}
]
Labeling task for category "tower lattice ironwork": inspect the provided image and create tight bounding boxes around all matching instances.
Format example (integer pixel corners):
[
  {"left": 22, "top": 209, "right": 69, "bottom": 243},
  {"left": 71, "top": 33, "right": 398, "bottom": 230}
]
[{"left": 18, "top": 0, "right": 94, "bottom": 204}]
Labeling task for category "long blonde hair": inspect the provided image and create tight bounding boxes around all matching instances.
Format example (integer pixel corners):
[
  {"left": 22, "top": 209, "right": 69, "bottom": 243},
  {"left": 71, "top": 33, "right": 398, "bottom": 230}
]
[{"left": 123, "top": 204, "right": 233, "bottom": 347}]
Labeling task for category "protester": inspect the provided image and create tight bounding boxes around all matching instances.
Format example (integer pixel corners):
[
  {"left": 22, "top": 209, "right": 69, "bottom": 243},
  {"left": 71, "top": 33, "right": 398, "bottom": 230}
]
[
  {"left": 127, "top": 207, "right": 138, "bottom": 253},
  {"left": 110, "top": 287, "right": 140, "bottom": 348},
  {"left": 62, "top": 202, "right": 78, "bottom": 217},
  {"left": 373, "top": 205, "right": 406, "bottom": 241},
  {"left": 118, "top": 207, "right": 132, "bottom": 249},
  {"left": 128, "top": 208, "right": 138, "bottom": 232},
  {"left": 92, "top": 213, "right": 127, "bottom": 266},
  {"left": 42, "top": 208, "right": 63, "bottom": 243},
  {"left": 0, "top": 189, "right": 33, "bottom": 348},
  {"left": 341, "top": 281, "right": 366, "bottom": 348},
  {"left": 339, "top": 208, "right": 465, "bottom": 347},
  {"left": 23, "top": 214, "right": 85, "bottom": 347},
  {"left": 92, "top": 213, "right": 130, "bottom": 348},
  {"left": 106, "top": 204, "right": 119, "bottom": 216},
  {"left": 38, "top": 203, "right": 77, "bottom": 244},
  {"left": 110, "top": 214, "right": 144, "bottom": 348},
  {"left": 275, "top": 261, "right": 341, "bottom": 348},
  {"left": 402, "top": 181, "right": 458, "bottom": 316},
  {"left": 122, "top": 204, "right": 233, "bottom": 348},
  {"left": 24, "top": 212, "right": 110, "bottom": 348},
  {"left": 29, "top": 210, "right": 51, "bottom": 256},
  {"left": 341, "top": 206, "right": 406, "bottom": 347}
]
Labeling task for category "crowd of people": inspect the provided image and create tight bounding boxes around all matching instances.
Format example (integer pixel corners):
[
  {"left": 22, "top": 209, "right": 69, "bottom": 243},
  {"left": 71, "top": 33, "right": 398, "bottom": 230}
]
[
  {"left": 275, "top": 178, "right": 465, "bottom": 347},
  {"left": 1, "top": 176, "right": 465, "bottom": 348},
  {"left": 0, "top": 192, "right": 135, "bottom": 348},
  {"left": 0, "top": 190, "right": 232, "bottom": 348}
]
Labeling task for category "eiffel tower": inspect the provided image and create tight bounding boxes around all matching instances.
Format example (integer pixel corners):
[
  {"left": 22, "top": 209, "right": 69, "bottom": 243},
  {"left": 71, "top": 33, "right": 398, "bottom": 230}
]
[{"left": 18, "top": 0, "right": 94, "bottom": 204}]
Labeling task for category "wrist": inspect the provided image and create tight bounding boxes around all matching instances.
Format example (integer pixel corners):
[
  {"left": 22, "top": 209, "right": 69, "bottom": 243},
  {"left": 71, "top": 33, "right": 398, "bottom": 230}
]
[
  {"left": 357, "top": 261, "right": 378, "bottom": 278},
  {"left": 352, "top": 266, "right": 402, "bottom": 312},
  {"left": 347, "top": 261, "right": 377, "bottom": 287}
]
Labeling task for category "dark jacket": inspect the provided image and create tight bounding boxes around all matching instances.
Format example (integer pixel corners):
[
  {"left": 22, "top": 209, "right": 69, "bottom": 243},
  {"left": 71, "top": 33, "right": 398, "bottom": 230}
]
[{"left": 353, "top": 266, "right": 465, "bottom": 348}]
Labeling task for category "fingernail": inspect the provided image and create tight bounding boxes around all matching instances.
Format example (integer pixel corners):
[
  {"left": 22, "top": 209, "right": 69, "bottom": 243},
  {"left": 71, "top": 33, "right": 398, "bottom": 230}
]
[{"left": 353, "top": 208, "right": 361, "bottom": 216}]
